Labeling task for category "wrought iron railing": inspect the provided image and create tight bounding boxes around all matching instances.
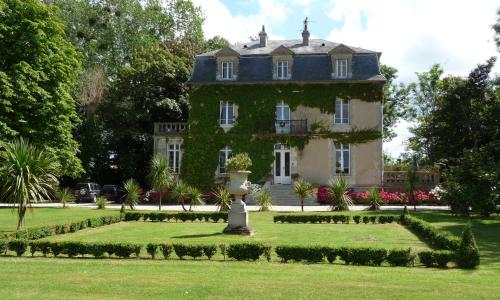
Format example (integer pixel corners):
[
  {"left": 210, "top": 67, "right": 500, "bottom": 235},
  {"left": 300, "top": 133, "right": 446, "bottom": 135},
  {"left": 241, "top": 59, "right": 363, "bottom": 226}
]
[
  {"left": 154, "top": 122, "right": 188, "bottom": 135},
  {"left": 275, "top": 119, "right": 308, "bottom": 134}
]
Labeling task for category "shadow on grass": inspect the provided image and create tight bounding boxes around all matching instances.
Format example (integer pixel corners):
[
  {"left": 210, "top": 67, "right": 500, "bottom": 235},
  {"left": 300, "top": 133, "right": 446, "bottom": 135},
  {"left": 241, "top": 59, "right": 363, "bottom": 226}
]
[{"left": 171, "top": 232, "right": 223, "bottom": 239}]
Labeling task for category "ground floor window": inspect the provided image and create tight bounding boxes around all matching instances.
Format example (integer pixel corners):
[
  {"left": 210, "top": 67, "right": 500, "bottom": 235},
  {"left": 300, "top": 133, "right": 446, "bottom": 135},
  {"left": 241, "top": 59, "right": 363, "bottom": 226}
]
[
  {"left": 167, "top": 143, "right": 181, "bottom": 173},
  {"left": 334, "top": 143, "right": 350, "bottom": 174},
  {"left": 219, "top": 147, "right": 232, "bottom": 174}
]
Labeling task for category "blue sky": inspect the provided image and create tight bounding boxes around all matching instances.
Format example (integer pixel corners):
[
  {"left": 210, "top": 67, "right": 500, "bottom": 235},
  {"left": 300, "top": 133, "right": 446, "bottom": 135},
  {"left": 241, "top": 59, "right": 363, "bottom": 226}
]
[{"left": 192, "top": 0, "right": 499, "bottom": 156}]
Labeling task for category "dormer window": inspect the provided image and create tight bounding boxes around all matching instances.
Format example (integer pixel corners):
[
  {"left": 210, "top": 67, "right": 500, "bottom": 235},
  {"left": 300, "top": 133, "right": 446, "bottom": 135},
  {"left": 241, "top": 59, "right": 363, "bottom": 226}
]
[
  {"left": 336, "top": 59, "right": 348, "bottom": 78},
  {"left": 276, "top": 60, "right": 289, "bottom": 79},
  {"left": 222, "top": 61, "right": 233, "bottom": 80}
]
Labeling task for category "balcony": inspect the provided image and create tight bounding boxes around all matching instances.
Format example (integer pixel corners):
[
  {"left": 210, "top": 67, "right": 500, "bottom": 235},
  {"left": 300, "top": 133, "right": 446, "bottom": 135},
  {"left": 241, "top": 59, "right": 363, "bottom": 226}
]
[
  {"left": 383, "top": 170, "right": 440, "bottom": 191},
  {"left": 275, "top": 119, "right": 308, "bottom": 134},
  {"left": 154, "top": 122, "right": 188, "bottom": 135}
]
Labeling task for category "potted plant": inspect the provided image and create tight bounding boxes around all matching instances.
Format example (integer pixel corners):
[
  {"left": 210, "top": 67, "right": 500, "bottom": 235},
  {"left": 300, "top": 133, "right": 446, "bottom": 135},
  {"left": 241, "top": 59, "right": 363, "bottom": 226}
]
[{"left": 223, "top": 153, "right": 254, "bottom": 235}]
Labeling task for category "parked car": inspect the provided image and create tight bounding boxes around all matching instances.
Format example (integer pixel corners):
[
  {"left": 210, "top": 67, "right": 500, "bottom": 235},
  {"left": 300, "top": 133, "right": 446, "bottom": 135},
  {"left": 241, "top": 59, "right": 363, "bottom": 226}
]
[
  {"left": 101, "top": 184, "right": 124, "bottom": 202},
  {"left": 75, "top": 182, "right": 101, "bottom": 203}
]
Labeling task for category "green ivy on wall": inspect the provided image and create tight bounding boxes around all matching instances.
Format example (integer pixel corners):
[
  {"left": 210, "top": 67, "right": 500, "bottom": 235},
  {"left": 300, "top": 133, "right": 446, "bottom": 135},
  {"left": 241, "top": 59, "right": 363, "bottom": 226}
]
[{"left": 180, "top": 83, "right": 383, "bottom": 191}]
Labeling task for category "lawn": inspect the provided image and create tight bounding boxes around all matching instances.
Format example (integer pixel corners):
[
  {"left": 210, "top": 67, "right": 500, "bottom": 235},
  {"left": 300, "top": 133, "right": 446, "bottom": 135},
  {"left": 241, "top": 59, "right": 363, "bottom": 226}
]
[
  {"left": 0, "top": 207, "right": 119, "bottom": 234},
  {"left": 1, "top": 208, "right": 500, "bottom": 299},
  {"left": 42, "top": 212, "right": 428, "bottom": 250}
]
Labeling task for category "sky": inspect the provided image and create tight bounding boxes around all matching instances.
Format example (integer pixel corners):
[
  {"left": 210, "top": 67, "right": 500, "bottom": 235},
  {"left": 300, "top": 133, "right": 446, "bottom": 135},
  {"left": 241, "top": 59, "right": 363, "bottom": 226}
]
[{"left": 192, "top": 0, "right": 499, "bottom": 157}]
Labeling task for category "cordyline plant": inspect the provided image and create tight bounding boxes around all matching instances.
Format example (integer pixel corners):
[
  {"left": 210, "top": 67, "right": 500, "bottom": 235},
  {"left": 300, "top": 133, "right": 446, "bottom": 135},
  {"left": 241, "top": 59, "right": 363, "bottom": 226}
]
[
  {"left": 327, "top": 175, "right": 353, "bottom": 211},
  {"left": 294, "top": 178, "right": 312, "bottom": 212},
  {"left": 213, "top": 186, "right": 231, "bottom": 211},
  {"left": 367, "top": 187, "right": 382, "bottom": 210},
  {"left": 148, "top": 155, "right": 174, "bottom": 211},
  {"left": 123, "top": 178, "right": 141, "bottom": 210},
  {"left": 0, "top": 138, "right": 60, "bottom": 229},
  {"left": 57, "top": 187, "right": 75, "bottom": 208},
  {"left": 174, "top": 180, "right": 190, "bottom": 212},
  {"left": 187, "top": 186, "right": 205, "bottom": 211}
]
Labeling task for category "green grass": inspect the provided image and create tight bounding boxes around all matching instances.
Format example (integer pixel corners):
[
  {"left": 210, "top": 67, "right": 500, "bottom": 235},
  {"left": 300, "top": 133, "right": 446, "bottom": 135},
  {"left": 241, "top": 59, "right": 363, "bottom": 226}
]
[
  {"left": 42, "top": 212, "right": 427, "bottom": 250},
  {"left": 0, "top": 207, "right": 118, "bottom": 234},
  {"left": 1, "top": 208, "right": 500, "bottom": 299}
]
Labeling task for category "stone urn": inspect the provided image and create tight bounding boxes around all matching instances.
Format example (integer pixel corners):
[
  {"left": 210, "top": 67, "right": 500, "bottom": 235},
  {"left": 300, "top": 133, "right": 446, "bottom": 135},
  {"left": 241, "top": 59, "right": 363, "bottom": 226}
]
[{"left": 223, "top": 170, "right": 254, "bottom": 235}]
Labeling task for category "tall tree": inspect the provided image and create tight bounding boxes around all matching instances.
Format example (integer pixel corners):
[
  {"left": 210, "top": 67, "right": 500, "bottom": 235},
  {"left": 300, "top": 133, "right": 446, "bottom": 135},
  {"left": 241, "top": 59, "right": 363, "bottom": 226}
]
[
  {"left": 380, "top": 65, "right": 411, "bottom": 141},
  {"left": 494, "top": 7, "right": 500, "bottom": 51},
  {"left": 0, "top": 0, "right": 82, "bottom": 176}
]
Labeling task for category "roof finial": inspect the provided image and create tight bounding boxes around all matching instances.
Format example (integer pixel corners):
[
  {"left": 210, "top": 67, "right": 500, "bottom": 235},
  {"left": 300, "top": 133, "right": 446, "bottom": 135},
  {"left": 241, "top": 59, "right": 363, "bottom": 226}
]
[
  {"left": 302, "top": 17, "right": 310, "bottom": 46},
  {"left": 259, "top": 24, "right": 267, "bottom": 47}
]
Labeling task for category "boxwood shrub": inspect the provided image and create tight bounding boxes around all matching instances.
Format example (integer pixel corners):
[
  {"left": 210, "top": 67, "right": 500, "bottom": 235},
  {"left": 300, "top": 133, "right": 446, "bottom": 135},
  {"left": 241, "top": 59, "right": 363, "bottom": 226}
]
[
  {"left": 400, "top": 215, "right": 460, "bottom": 251},
  {"left": 273, "top": 214, "right": 395, "bottom": 225},
  {"left": 418, "top": 250, "right": 455, "bottom": 268},
  {"left": 8, "top": 239, "right": 28, "bottom": 256},
  {"left": 387, "top": 248, "right": 416, "bottom": 266},
  {"left": 0, "top": 239, "right": 8, "bottom": 255},
  {"left": 275, "top": 246, "right": 324, "bottom": 263},
  {"left": 227, "top": 243, "right": 266, "bottom": 261},
  {"left": 160, "top": 243, "right": 173, "bottom": 259},
  {"left": 123, "top": 212, "right": 228, "bottom": 223}
]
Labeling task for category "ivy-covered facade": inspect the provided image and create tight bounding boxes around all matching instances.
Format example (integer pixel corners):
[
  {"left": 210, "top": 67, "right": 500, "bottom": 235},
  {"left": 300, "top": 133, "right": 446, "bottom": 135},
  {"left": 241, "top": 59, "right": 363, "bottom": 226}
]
[{"left": 154, "top": 24, "right": 385, "bottom": 191}]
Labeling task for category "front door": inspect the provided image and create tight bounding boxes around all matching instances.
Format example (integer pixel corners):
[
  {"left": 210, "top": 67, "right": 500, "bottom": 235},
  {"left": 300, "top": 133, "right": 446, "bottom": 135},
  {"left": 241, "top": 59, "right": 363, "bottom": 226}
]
[{"left": 274, "top": 144, "right": 291, "bottom": 184}]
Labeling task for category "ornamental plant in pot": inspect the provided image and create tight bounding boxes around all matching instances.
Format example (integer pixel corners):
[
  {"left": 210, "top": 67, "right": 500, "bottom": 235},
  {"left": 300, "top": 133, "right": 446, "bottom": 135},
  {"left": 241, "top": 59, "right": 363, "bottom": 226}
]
[{"left": 223, "top": 153, "right": 254, "bottom": 235}]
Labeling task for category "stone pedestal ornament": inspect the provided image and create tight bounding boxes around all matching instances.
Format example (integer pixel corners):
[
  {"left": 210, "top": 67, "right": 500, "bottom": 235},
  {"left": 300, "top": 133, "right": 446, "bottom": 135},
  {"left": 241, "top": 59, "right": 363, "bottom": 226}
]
[{"left": 223, "top": 170, "right": 254, "bottom": 235}]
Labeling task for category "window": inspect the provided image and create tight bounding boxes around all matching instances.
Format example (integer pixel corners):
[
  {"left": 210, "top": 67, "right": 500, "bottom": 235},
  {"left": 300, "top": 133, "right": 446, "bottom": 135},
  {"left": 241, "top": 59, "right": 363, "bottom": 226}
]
[
  {"left": 220, "top": 101, "right": 235, "bottom": 125},
  {"left": 334, "top": 99, "right": 349, "bottom": 124},
  {"left": 334, "top": 143, "right": 350, "bottom": 174},
  {"left": 222, "top": 61, "right": 233, "bottom": 79},
  {"left": 336, "top": 59, "right": 348, "bottom": 78},
  {"left": 167, "top": 143, "right": 181, "bottom": 173},
  {"left": 219, "top": 147, "right": 232, "bottom": 174},
  {"left": 276, "top": 60, "right": 289, "bottom": 79},
  {"left": 275, "top": 101, "right": 290, "bottom": 121}
]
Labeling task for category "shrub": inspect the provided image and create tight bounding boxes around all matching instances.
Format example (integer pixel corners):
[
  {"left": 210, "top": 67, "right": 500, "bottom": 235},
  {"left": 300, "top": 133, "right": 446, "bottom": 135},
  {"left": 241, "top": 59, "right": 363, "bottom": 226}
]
[
  {"left": 353, "top": 216, "right": 361, "bottom": 224},
  {"left": 387, "top": 248, "right": 415, "bottom": 267},
  {"left": 50, "top": 242, "right": 63, "bottom": 257},
  {"left": 124, "top": 212, "right": 143, "bottom": 221},
  {"left": 367, "top": 187, "right": 382, "bottom": 210},
  {"left": 187, "top": 245, "right": 204, "bottom": 259},
  {"left": 324, "top": 247, "right": 339, "bottom": 263},
  {"left": 401, "top": 215, "right": 460, "bottom": 251},
  {"left": 147, "top": 243, "right": 158, "bottom": 259},
  {"left": 378, "top": 216, "right": 387, "bottom": 224},
  {"left": 226, "top": 153, "right": 252, "bottom": 171},
  {"left": 327, "top": 175, "right": 352, "bottom": 211},
  {"left": 227, "top": 243, "right": 265, "bottom": 261},
  {"left": 418, "top": 250, "right": 435, "bottom": 267},
  {"left": 69, "top": 222, "right": 81, "bottom": 232},
  {"left": 0, "top": 239, "right": 8, "bottom": 255},
  {"left": 173, "top": 244, "right": 189, "bottom": 259},
  {"left": 338, "top": 247, "right": 352, "bottom": 265},
  {"left": 457, "top": 223, "right": 480, "bottom": 269},
  {"left": 434, "top": 250, "right": 454, "bottom": 268},
  {"left": 362, "top": 216, "right": 369, "bottom": 224},
  {"left": 203, "top": 245, "right": 217, "bottom": 260},
  {"left": 62, "top": 241, "right": 83, "bottom": 258},
  {"left": 160, "top": 243, "right": 173, "bottom": 259},
  {"left": 29, "top": 241, "right": 39, "bottom": 256},
  {"left": 8, "top": 239, "right": 28, "bottom": 256},
  {"left": 113, "top": 243, "right": 139, "bottom": 258},
  {"left": 387, "top": 216, "right": 395, "bottom": 223},
  {"left": 219, "top": 244, "right": 227, "bottom": 260},
  {"left": 96, "top": 196, "right": 107, "bottom": 209},
  {"left": 263, "top": 244, "right": 272, "bottom": 262},
  {"left": 369, "top": 216, "right": 377, "bottom": 224},
  {"left": 123, "top": 178, "right": 141, "bottom": 210},
  {"left": 87, "top": 244, "right": 106, "bottom": 258},
  {"left": 275, "top": 246, "right": 323, "bottom": 263}
]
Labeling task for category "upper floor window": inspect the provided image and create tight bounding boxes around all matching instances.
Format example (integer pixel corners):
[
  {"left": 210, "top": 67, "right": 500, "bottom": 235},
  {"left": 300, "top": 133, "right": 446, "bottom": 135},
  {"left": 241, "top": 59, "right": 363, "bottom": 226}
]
[
  {"left": 167, "top": 143, "right": 181, "bottom": 174},
  {"left": 336, "top": 59, "right": 348, "bottom": 78},
  {"left": 276, "top": 101, "right": 290, "bottom": 121},
  {"left": 220, "top": 101, "right": 235, "bottom": 125},
  {"left": 276, "top": 60, "right": 289, "bottom": 79},
  {"left": 334, "top": 143, "right": 350, "bottom": 175},
  {"left": 222, "top": 61, "right": 233, "bottom": 79},
  {"left": 219, "top": 147, "right": 232, "bottom": 174},
  {"left": 334, "top": 99, "right": 349, "bottom": 124}
]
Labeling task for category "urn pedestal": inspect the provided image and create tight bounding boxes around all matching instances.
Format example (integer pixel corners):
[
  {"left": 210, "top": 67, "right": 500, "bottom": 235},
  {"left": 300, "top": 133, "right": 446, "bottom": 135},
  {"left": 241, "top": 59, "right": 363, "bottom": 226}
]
[{"left": 223, "top": 170, "right": 254, "bottom": 235}]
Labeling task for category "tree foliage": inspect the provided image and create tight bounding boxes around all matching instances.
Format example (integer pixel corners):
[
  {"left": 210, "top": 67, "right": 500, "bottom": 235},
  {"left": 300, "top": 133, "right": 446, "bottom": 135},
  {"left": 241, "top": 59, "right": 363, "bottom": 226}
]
[{"left": 0, "top": 0, "right": 82, "bottom": 176}]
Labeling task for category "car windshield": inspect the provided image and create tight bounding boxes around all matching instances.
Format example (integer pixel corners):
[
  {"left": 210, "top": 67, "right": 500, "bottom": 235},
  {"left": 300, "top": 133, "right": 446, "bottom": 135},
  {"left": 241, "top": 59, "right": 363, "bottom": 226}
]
[
  {"left": 102, "top": 185, "right": 115, "bottom": 192},
  {"left": 76, "top": 183, "right": 88, "bottom": 190}
]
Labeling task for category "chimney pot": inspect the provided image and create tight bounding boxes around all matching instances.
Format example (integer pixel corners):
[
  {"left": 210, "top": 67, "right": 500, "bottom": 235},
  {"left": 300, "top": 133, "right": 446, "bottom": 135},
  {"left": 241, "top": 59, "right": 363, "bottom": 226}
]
[
  {"left": 259, "top": 25, "right": 267, "bottom": 47},
  {"left": 302, "top": 17, "right": 310, "bottom": 46}
]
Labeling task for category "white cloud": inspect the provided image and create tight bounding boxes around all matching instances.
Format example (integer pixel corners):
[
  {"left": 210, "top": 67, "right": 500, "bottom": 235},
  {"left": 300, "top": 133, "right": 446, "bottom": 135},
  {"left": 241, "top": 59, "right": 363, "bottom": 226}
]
[{"left": 192, "top": 0, "right": 292, "bottom": 44}]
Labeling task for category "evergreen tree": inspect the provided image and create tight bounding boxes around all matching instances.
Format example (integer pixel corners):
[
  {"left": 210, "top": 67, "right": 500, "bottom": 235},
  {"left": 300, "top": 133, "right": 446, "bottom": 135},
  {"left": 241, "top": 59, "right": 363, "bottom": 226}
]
[{"left": 457, "top": 223, "right": 480, "bottom": 269}]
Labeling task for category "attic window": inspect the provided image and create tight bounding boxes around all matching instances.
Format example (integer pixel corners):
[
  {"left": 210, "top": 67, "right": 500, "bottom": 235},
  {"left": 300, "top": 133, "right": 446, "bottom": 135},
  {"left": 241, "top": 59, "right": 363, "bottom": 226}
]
[
  {"left": 243, "top": 45, "right": 248, "bottom": 48},
  {"left": 321, "top": 43, "right": 325, "bottom": 46}
]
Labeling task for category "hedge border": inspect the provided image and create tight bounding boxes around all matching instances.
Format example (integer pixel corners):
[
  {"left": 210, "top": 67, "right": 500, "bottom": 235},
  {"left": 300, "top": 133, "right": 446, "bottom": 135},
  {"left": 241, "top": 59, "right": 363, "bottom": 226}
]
[
  {"left": 123, "top": 212, "right": 228, "bottom": 223},
  {"left": 273, "top": 214, "right": 397, "bottom": 224}
]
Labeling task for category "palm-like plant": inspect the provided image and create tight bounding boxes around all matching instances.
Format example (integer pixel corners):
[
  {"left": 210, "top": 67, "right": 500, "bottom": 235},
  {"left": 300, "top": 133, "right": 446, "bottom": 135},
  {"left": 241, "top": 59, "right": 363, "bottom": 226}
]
[
  {"left": 0, "top": 138, "right": 60, "bottom": 229},
  {"left": 123, "top": 178, "right": 141, "bottom": 210},
  {"left": 256, "top": 188, "right": 272, "bottom": 211},
  {"left": 367, "top": 187, "right": 382, "bottom": 211},
  {"left": 187, "top": 186, "right": 205, "bottom": 211},
  {"left": 148, "top": 156, "right": 173, "bottom": 211},
  {"left": 213, "top": 186, "right": 231, "bottom": 212},
  {"left": 57, "top": 187, "right": 75, "bottom": 208},
  {"left": 294, "top": 178, "right": 312, "bottom": 212},
  {"left": 327, "top": 175, "right": 352, "bottom": 211},
  {"left": 174, "top": 180, "right": 190, "bottom": 211}
]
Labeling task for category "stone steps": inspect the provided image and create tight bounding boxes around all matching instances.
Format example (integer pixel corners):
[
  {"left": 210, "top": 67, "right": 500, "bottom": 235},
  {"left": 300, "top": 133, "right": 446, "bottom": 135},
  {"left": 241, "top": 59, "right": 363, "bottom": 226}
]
[{"left": 268, "top": 184, "right": 318, "bottom": 206}]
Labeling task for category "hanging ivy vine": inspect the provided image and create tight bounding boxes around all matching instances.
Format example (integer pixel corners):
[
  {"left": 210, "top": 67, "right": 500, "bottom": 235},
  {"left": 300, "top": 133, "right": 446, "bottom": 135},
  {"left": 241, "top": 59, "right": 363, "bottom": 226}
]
[{"left": 180, "top": 83, "right": 383, "bottom": 190}]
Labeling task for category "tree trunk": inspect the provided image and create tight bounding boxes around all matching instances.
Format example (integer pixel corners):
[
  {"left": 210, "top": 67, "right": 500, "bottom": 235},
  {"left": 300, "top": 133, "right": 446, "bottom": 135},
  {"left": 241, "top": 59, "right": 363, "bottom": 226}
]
[
  {"left": 301, "top": 198, "right": 304, "bottom": 212},
  {"left": 159, "top": 191, "right": 162, "bottom": 211},
  {"left": 17, "top": 206, "right": 26, "bottom": 230}
]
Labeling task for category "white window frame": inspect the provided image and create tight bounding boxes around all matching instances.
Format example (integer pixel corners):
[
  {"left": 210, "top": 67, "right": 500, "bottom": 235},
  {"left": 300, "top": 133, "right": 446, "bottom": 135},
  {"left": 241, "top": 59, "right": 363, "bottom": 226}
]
[
  {"left": 220, "top": 101, "right": 235, "bottom": 125},
  {"left": 276, "top": 101, "right": 290, "bottom": 121},
  {"left": 167, "top": 143, "right": 181, "bottom": 174},
  {"left": 334, "top": 99, "right": 350, "bottom": 124},
  {"left": 334, "top": 143, "right": 350, "bottom": 175},
  {"left": 221, "top": 61, "right": 233, "bottom": 80},
  {"left": 218, "top": 147, "right": 232, "bottom": 175},
  {"left": 336, "top": 59, "right": 348, "bottom": 78},
  {"left": 276, "top": 60, "right": 289, "bottom": 79}
]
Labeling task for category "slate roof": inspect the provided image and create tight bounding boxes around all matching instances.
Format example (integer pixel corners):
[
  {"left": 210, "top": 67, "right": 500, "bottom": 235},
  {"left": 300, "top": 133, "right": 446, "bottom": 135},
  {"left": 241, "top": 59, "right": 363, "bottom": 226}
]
[{"left": 189, "top": 39, "right": 385, "bottom": 84}]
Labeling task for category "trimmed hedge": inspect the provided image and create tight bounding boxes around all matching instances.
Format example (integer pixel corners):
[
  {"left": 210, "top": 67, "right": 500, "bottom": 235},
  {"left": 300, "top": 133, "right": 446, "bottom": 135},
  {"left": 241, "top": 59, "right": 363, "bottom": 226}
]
[
  {"left": 275, "top": 246, "right": 324, "bottom": 263},
  {"left": 8, "top": 239, "right": 28, "bottom": 256},
  {"left": 400, "top": 215, "right": 460, "bottom": 251},
  {"left": 0, "top": 239, "right": 8, "bottom": 254},
  {"left": 386, "top": 248, "right": 416, "bottom": 266},
  {"left": 23, "top": 241, "right": 142, "bottom": 258},
  {"left": 273, "top": 214, "right": 396, "bottom": 224},
  {"left": 4, "top": 215, "right": 121, "bottom": 241},
  {"left": 419, "top": 250, "right": 455, "bottom": 268},
  {"left": 227, "top": 243, "right": 267, "bottom": 261},
  {"left": 124, "top": 212, "right": 228, "bottom": 223}
]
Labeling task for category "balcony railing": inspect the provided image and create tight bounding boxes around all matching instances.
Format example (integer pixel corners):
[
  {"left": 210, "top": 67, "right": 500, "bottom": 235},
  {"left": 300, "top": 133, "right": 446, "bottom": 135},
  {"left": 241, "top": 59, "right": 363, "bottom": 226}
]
[
  {"left": 154, "top": 122, "right": 188, "bottom": 135},
  {"left": 383, "top": 170, "right": 440, "bottom": 190},
  {"left": 275, "top": 119, "right": 308, "bottom": 134}
]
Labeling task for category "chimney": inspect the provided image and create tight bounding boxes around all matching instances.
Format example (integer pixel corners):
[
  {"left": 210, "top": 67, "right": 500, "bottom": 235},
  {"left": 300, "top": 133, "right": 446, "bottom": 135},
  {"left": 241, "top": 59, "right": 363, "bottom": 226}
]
[
  {"left": 302, "top": 17, "right": 310, "bottom": 46},
  {"left": 259, "top": 25, "right": 267, "bottom": 47}
]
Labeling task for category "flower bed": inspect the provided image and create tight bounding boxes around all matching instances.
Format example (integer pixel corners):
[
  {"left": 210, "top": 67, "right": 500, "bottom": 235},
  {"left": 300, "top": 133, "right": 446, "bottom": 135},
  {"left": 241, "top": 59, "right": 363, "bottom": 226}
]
[{"left": 316, "top": 186, "right": 443, "bottom": 205}]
